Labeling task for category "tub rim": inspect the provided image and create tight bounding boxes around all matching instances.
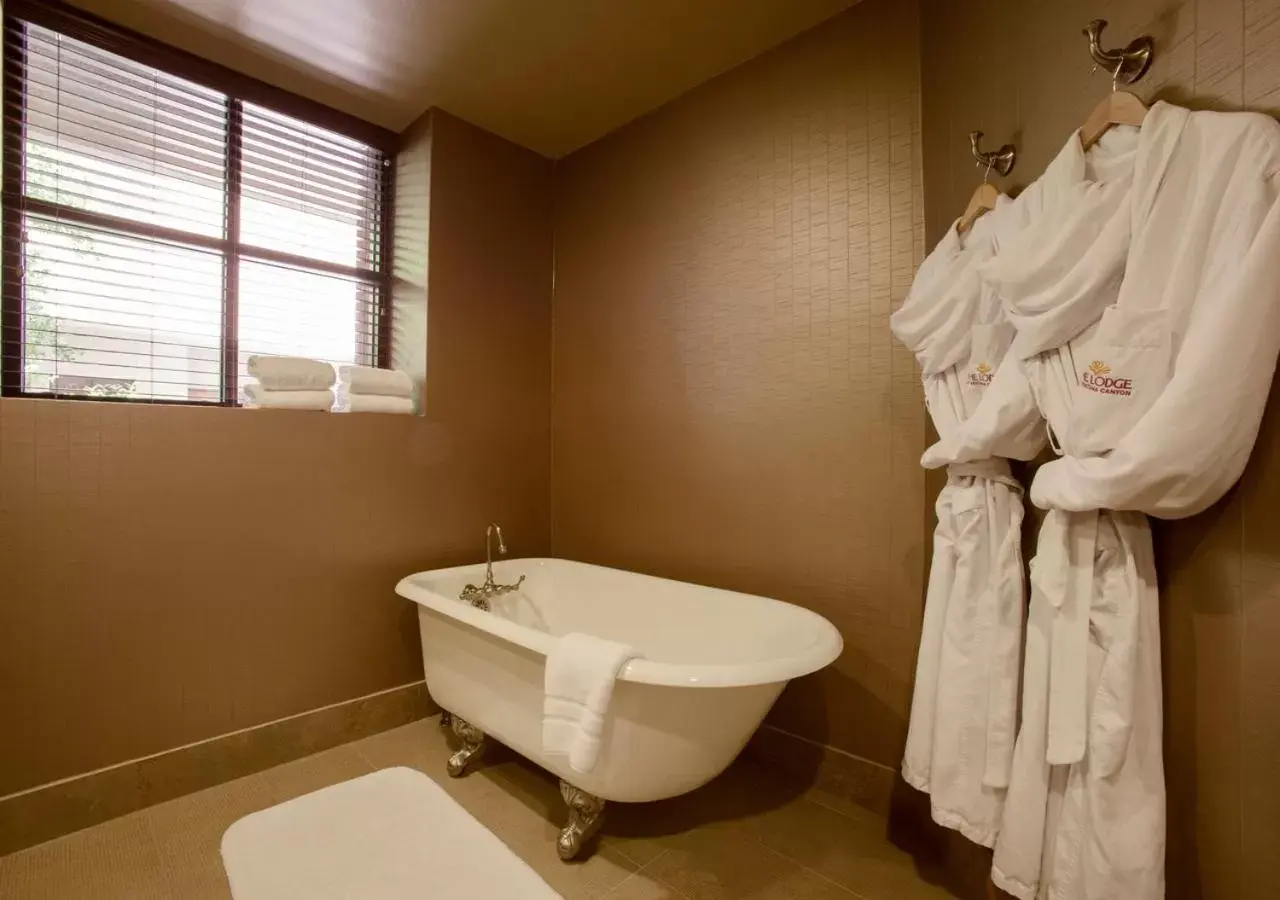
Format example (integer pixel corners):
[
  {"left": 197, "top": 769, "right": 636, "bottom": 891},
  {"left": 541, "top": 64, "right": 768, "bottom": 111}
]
[{"left": 396, "top": 557, "right": 843, "bottom": 688}]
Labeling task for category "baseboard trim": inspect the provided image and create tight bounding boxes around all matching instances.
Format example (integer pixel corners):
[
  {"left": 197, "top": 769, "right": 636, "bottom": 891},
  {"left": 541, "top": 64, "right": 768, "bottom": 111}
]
[
  {"left": 744, "top": 724, "right": 896, "bottom": 818},
  {"left": 0, "top": 680, "right": 436, "bottom": 856}
]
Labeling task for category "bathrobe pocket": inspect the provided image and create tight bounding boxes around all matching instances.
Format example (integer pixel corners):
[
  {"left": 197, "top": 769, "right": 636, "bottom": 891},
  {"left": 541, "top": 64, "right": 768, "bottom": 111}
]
[{"left": 1071, "top": 306, "right": 1171, "bottom": 455}]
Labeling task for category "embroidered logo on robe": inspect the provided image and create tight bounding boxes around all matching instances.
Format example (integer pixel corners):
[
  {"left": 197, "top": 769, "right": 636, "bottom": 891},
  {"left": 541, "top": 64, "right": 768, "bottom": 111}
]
[
  {"left": 967, "top": 361, "right": 994, "bottom": 387},
  {"left": 1081, "top": 360, "right": 1133, "bottom": 396}
]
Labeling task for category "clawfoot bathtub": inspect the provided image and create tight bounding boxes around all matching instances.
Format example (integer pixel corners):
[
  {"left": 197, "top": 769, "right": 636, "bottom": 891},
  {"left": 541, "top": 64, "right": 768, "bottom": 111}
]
[{"left": 396, "top": 559, "right": 842, "bottom": 859}]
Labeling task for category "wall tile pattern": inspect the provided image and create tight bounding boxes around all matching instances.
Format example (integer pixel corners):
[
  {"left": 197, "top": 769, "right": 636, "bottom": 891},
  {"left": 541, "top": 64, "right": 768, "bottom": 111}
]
[{"left": 552, "top": 0, "right": 926, "bottom": 768}]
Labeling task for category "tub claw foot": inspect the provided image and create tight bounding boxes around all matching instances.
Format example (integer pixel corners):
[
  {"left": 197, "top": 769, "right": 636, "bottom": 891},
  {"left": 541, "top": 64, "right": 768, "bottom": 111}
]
[
  {"left": 557, "top": 781, "right": 605, "bottom": 860},
  {"left": 445, "top": 715, "right": 485, "bottom": 777}
]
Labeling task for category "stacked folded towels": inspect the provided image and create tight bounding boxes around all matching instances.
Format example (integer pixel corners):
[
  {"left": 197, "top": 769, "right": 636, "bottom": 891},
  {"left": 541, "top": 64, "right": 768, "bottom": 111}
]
[
  {"left": 336, "top": 365, "right": 416, "bottom": 414},
  {"left": 244, "top": 356, "right": 335, "bottom": 410}
]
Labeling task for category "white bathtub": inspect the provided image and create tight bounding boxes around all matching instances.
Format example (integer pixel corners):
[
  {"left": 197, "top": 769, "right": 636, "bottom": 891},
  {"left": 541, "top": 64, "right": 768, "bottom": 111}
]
[{"left": 395, "top": 558, "right": 843, "bottom": 805}]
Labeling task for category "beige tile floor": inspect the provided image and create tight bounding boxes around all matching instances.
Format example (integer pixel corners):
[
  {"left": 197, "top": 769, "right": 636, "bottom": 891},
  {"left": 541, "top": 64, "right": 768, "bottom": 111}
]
[{"left": 0, "top": 718, "right": 959, "bottom": 899}]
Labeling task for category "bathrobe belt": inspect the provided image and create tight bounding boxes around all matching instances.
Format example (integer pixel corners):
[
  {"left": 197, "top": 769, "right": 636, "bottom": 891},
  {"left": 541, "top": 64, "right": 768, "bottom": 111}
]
[
  {"left": 946, "top": 458, "right": 1019, "bottom": 489},
  {"left": 946, "top": 456, "right": 1024, "bottom": 786},
  {"left": 1034, "top": 508, "right": 1098, "bottom": 768},
  {"left": 1034, "top": 507, "right": 1143, "bottom": 779}
]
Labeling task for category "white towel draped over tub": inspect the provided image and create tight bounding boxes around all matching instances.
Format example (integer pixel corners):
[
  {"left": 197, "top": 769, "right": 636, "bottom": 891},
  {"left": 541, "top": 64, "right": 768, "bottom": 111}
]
[{"left": 542, "top": 632, "right": 640, "bottom": 774}]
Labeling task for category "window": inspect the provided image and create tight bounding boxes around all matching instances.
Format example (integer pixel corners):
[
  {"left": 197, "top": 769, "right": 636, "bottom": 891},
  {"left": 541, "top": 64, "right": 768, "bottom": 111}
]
[{"left": 2, "top": 5, "right": 391, "bottom": 404}]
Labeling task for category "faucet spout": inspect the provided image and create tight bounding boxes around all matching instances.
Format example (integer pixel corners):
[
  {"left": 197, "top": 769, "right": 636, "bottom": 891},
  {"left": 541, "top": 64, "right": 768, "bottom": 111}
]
[
  {"left": 485, "top": 522, "right": 507, "bottom": 586},
  {"left": 462, "top": 523, "right": 524, "bottom": 610},
  {"left": 487, "top": 522, "right": 507, "bottom": 560}
]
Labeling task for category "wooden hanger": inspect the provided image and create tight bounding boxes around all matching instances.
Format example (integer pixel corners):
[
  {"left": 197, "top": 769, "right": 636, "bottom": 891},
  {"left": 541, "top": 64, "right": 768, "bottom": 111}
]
[
  {"left": 1079, "top": 62, "right": 1148, "bottom": 150},
  {"left": 956, "top": 131, "right": 1013, "bottom": 236},
  {"left": 957, "top": 182, "right": 1000, "bottom": 235}
]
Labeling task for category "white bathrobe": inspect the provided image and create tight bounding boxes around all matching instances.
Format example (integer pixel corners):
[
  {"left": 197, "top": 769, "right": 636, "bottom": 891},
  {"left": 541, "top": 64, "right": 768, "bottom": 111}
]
[
  {"left": 891, "top": 197, "right": 1045, "bottom": 846},
  {"left": 959, "top": 103, "right": 1280, "bottom": 900}
]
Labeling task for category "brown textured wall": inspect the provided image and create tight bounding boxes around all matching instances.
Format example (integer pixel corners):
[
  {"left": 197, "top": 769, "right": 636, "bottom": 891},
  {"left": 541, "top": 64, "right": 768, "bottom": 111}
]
[
  {"left": 426, "top": 109, "right": 555, "bottom": 534},
  {"left": 920, "top": 2, "right": 1280, "bottom": 899},
  {"left": 0, "top": 109, "right": 553, "bottom": 798},
  {"left": 552, "top": 0, "right": 926, "bottom": 770}
]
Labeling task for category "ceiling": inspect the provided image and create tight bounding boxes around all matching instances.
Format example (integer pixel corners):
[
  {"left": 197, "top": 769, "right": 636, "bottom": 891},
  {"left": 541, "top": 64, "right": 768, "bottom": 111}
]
[{"left": 66, "top": 0, "right": 859, "bottom": 157}]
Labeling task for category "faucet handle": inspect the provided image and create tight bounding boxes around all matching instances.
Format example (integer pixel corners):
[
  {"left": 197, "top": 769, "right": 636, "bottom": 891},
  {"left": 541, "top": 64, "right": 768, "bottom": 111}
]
[
  {"left": 493, "top": 574, "right": 527, "bottom": 596},
  {"left": 459, "top": 583, "right": 490, "bottom": 611}
]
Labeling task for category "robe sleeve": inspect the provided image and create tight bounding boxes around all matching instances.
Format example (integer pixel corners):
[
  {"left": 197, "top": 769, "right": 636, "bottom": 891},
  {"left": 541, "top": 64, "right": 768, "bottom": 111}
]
[
  {"left": 1031, "top": 170, "right": 1280, "bottom": 518},
  {"left": 921, "top": 357, "right": 1045, "bottom": 468}
]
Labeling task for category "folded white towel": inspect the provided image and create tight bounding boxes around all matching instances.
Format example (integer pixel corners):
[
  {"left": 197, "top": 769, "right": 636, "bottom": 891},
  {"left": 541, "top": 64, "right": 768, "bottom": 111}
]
[
  {"left": 244, "top": 384, "right": 334, "bottom": 410},
  {"left": 338, "top": 365, "right": 415, "bottom": 397},
  {"left": 337, "top": 393, "right": 415, "bottom": 415},
  {"left": 247, "top": 355, "right": 335, "bottom": 391},
  {"left": 542, "top": 632, "right": 640, "bottom": 774}
]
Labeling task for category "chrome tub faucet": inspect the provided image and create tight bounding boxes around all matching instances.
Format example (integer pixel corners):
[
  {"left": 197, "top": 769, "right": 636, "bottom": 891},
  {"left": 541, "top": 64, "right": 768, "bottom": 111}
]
[{"left": 459, "top": 522, "right": 526, "bottom": 610}]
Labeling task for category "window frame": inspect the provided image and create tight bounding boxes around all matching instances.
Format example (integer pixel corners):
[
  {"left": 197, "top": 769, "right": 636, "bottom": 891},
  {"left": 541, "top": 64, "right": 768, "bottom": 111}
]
[{"left": 1, "top": 0, "right": 397, "bottom": 406}]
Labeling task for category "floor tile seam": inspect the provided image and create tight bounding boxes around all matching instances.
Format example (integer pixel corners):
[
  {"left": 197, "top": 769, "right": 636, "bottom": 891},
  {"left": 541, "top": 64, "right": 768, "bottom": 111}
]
[
  {"left": 605, "top": 848, "right": 687, "bottom": 898},
  {"left": 791, "top": 788, "right": 891, "bottom": 828},
  {"left": 642, "top": 837, "right": 803, "bottom": 898},
  {"left": 792, "top": 858, "right": 869, "bottom": 898},
  {"left": 592, "top": 868, "right": 640, "bottom": 899},
  {"left": 739, "top": 823, "right": 872, "bottom": 899},
  {"left": 618, "top": 842, "right": 672, "bottom": 870}
]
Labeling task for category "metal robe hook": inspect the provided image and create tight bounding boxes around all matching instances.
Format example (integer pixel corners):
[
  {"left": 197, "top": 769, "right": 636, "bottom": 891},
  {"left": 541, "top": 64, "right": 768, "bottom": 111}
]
[
  {"left": 969, "top": 131, "right": 1015, "bottom": 178},
  {"left": 1083, "top": 19, "right": 1153, "bottom": 86}
]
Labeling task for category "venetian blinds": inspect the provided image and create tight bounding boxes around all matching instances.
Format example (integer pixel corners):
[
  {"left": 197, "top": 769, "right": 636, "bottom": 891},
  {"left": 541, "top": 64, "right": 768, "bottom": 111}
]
[{"left": 2, "top": 14, "right": 388, "bottom": 404}]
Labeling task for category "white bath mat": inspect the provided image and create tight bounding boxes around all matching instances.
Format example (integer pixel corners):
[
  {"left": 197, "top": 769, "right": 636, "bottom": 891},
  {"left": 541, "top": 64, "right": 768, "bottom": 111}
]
[{"left": 221, "top": 766, "right": 562, "bottom": 899}]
